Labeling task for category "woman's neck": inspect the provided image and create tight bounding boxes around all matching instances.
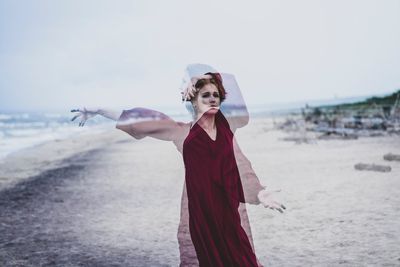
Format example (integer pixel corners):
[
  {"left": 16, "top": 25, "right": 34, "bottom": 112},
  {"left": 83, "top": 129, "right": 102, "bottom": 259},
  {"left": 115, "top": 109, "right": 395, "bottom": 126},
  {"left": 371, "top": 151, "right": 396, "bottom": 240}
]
[{"left": 196, "top": 112, "right": 216, "bottom": 131}]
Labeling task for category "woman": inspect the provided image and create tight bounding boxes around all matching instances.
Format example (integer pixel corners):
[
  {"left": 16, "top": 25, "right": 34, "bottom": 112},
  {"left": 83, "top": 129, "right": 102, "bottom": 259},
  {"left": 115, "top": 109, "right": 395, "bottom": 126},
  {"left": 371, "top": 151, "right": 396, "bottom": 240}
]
[{"left": 72, "top": 64, "right": 285, "bottom": 266}]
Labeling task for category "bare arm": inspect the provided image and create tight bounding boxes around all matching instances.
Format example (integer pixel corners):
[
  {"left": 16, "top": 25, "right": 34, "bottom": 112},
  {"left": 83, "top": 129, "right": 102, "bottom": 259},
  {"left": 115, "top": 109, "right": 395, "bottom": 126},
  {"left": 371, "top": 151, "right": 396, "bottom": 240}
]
[
  {"left": 233, "top": 137, "right": 286, "bottom": 213},
  {"left": 115, "top": 108, "right": 188, "bottom": 141},
  {"left": 97, "top": 109, "right": 120, "bottom": 121},
  {"left": 233, "top": 137, "right": 265, "bottom": 205},
  {"left": 71, "top": 107, "right": 188, "bottom": 142}
]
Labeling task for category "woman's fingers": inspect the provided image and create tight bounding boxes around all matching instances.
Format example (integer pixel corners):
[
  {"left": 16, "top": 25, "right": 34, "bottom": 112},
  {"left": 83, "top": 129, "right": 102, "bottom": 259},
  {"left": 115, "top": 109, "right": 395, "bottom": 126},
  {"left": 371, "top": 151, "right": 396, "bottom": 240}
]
[
  {"left": 71, "top": 109, "right": 83, "bottom": 123},
  {"left": 189, "top": 87, "right": 196, "bottom": 97},
  {"left": 182, "top": 89, "right": 192, "bottom": 101},
  {"left": 181, "top": 91, "right": 189, "bottom": 101},
  {"left": 258, "top": 189, "right": 285, "bottom": 213},
  {"left": 71, "top": 115, "right": 80, "bottom": 121},
  {"left": 71, "top": 109, "right": 84, "bottom": 126},
  {"left": 268, "top": 206, "right": 283, "bottom": 213},
  {"left": 273, "top": 201, "right": 285, "bottom": 210},
  {"left": 264, "top": 202, "right": 285, "bottom": 213},
  {"left": 79, "top": 119, "right": 86, "bottom": 127},
  {"left": 271, "top": 206, "right": 284, "bottom": 213}
]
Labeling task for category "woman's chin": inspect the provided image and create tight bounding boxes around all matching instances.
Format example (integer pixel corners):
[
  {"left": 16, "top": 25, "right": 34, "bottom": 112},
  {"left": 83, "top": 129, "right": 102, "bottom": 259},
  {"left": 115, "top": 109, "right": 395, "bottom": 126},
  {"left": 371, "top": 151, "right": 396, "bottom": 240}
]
[
  {"left": 206, "top": 107, "right": 219, "bottom": 114},
  {"left": 197, "top": 107, "right": 220, "bottom": 118}
]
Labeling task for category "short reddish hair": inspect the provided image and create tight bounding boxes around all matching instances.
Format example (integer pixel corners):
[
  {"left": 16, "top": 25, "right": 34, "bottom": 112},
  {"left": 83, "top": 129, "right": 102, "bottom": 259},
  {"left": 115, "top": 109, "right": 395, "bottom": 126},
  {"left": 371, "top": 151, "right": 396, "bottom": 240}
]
[{"left": 194, "top": 72, "right": 227, "bottom": 102}]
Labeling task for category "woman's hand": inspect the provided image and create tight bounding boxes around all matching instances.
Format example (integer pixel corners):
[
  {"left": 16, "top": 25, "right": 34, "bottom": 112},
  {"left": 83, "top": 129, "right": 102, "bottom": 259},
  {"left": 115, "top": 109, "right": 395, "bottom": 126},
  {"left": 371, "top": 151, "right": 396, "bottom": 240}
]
[
  {"left": 181, "top": 74, "right": 213, "bottom": 101},
  {"left": 181, "top": 83, "right": 197, "bottom": 101},
  {"left": 70, "top": 108, "right": 99, "bottom": 127},
  {"left": 257, "top": 189, "right": 286, "bottom": 213}
]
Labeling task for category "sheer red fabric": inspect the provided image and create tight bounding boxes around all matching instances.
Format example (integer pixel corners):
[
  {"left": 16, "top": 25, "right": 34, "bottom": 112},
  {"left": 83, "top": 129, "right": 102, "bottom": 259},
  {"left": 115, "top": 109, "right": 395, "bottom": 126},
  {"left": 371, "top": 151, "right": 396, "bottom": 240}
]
[{"left": 183, "top": 110, "right": 258, "bottom": 266}]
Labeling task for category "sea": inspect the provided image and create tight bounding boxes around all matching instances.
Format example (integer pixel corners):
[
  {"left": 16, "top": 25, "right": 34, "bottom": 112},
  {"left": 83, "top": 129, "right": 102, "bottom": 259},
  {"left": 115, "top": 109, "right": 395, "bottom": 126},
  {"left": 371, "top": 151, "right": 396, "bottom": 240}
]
[{"left": 0, "top": 111, "right": 98, "bottom": 161}]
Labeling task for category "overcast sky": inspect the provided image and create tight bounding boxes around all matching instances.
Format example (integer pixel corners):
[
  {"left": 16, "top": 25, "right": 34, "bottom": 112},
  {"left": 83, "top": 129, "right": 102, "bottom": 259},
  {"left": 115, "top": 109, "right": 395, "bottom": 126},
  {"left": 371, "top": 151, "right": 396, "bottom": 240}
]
[{"left": 1, "top": 0, "right": 400, "bottom": 112}]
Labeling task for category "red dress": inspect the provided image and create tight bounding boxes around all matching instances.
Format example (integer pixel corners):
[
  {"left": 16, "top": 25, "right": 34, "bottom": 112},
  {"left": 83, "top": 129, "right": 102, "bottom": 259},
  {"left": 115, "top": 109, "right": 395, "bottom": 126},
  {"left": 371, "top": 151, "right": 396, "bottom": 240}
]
[{"left": 183, "top": 110, "right": 258, "bottom": 267}]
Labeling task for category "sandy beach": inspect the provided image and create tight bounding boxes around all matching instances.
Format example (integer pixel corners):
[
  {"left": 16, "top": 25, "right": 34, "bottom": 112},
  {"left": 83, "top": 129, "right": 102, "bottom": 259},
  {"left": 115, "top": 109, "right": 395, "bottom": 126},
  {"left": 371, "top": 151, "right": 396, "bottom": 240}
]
[{"left": 0, "top": 116, "right": 399, "bottom": 266}]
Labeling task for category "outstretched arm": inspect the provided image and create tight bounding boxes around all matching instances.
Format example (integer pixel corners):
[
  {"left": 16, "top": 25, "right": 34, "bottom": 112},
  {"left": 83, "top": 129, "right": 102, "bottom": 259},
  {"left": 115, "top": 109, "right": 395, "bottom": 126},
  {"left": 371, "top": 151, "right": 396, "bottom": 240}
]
[
  {"left": 71, "top": 107, "right": 188, "bottom": 142},
  {"left": 115, "top": 108, "right": 188, "bottom": 141}
]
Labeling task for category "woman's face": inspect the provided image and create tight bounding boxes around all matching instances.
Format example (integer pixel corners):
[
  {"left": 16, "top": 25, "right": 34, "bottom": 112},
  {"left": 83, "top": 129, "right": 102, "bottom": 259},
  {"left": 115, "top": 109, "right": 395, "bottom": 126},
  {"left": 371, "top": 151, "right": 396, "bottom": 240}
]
[{"left": 193, "top": 83, "right": 221, "bottom": 117}]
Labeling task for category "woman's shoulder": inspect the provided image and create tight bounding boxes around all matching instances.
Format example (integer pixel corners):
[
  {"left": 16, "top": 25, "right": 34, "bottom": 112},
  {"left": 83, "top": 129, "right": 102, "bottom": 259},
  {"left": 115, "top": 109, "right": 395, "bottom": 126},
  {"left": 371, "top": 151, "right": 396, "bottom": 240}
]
[{"left": 216, "top": 110, "right": 230, "bottom": 128}]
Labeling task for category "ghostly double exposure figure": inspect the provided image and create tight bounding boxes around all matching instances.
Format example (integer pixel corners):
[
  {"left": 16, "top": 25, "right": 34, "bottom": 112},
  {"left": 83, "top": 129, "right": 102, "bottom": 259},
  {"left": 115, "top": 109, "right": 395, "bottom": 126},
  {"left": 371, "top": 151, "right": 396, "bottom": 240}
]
[{"left": 72, "top": 64, "right": 285, "bottom": 266}]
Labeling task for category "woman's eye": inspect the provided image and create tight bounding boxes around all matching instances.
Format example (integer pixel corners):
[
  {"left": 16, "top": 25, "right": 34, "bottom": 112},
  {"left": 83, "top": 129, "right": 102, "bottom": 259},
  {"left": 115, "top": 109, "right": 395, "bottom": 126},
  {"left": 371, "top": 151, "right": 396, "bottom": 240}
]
[{"left": 202, "top": 92, "right": 220, "bottom": 98}]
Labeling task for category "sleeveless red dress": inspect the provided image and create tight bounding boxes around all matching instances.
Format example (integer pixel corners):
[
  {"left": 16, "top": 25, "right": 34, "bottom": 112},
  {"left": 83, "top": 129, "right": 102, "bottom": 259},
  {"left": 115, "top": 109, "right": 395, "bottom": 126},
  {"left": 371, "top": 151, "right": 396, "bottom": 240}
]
[{"left": 183, "top": 110, "right": 258, "bottom": 267}]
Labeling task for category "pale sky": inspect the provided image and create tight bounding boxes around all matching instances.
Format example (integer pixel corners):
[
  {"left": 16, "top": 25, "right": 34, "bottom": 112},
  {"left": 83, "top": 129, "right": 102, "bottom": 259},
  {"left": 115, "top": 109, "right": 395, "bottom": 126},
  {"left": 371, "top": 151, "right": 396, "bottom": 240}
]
[{"left": 1, "top": 0, "right": 400, "bottom": 112}]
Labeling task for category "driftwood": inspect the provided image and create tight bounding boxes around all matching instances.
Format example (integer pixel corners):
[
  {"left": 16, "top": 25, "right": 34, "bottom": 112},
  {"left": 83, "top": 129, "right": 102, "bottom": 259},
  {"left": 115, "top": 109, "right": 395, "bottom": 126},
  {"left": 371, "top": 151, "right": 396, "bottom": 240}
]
[
  {"left": 354, "top": 163, "right": 391, "bottom": 172},
  {"left": 383, "top": 153, "right": 400, "bottom": 162},
  {"left": 281, "top": 137, "right": 315, "bottom": 144},
  {"left": 318, "top": 132, "right": 358, "bottom": 140}
]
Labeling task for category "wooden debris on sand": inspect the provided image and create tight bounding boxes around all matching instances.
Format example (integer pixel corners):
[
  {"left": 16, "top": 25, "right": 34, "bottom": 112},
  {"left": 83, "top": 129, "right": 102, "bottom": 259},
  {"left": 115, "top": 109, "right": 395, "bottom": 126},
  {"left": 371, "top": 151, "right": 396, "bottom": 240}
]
[
  {"left": 354, "top": 163, "right": 391, "bottom": 172},
  {"left": 317, "top": 129, "right": 358, "bottom": 140},
  {"left": 281, "top": 136, "right": 315, "bottom": 144},
  {"left": 383, "top": 153, "right": 400, "bottom": 162},
  {"left": 301, "top": 91, "right": 400, "bottom": 139},
  {"left": 274, "top": 90, "right": 400, "bottom": 143},
  {"left": 274, "top": 115, "right": 317, "bottom": 144}
]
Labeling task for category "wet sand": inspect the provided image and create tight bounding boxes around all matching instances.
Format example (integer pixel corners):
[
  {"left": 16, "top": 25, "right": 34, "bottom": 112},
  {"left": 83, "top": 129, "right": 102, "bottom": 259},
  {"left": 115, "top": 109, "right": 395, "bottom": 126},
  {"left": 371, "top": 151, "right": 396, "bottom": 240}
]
[
  {"left": 0, "top": 150, "right": 165, "bottom": 267},
  {"left": 0, "top": 117, "right": 399, "bottom": 266}
]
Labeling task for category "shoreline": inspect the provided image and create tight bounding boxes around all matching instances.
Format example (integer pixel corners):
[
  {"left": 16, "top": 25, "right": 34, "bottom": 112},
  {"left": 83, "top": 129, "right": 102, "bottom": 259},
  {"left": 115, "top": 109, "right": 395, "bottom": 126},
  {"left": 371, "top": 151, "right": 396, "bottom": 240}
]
[{"left": 0, "top": 129, "right": 127, "bottom": 192}]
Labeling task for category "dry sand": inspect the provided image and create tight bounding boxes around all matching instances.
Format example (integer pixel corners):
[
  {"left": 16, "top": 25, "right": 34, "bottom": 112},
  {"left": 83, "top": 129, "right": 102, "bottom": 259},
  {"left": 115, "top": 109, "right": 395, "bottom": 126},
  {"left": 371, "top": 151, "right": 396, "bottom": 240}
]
[{"left": 0, "top": 117, "right": 399, "bottom": 266}]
